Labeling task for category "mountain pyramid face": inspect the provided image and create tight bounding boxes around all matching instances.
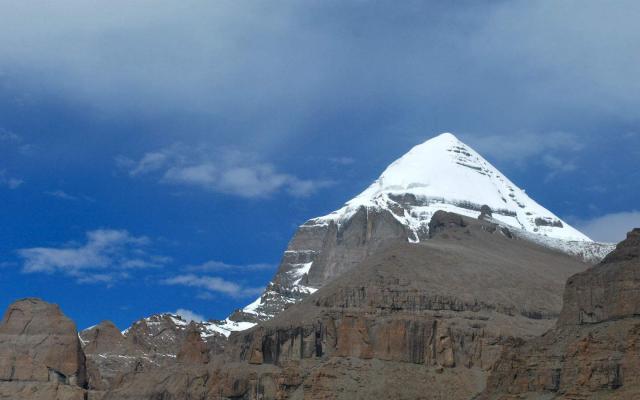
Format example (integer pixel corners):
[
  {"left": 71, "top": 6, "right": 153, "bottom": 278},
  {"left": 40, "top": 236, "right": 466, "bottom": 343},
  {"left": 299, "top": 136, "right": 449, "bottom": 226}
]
[
  {"left": 321, "top": 132, "right": 588, "bottom": 242},
  {"left": 227, "top": 132, "right": 611, "bottom": 327}
]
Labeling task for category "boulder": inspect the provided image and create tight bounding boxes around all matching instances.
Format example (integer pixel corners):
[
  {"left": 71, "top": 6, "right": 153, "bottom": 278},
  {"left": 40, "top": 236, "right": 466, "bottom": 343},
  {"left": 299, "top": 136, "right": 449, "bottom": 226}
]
[{"left": 0, "top": 298, "right": 87, "bottom": 399}]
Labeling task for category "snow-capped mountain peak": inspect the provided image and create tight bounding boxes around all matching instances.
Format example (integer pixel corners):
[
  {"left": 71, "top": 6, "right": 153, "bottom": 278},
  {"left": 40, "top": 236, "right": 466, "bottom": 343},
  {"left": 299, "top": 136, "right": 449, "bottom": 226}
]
[
  {"left": 316, "top": 132, "right": 590, "bottom": 242},
  {"left": 213, "top": 132, "right": 611, "bottom": 333}
]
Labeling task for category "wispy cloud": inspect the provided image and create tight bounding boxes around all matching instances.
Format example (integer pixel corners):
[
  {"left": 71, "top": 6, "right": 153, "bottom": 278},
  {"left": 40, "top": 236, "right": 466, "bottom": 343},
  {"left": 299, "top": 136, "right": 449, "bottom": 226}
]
[
  {"left": 328, "top": 156, "right": 355, "bottom": 166},
  {"left": 18, "top": 229, "right": 169, "bottom": 284},
  {"left": 0, "top": 170, "right": 23, "bottom": 189},
  {"left": 0, "top": 129, "right": 21, "bottom": 142},
  {"left": 162, "top": 274, "right": 263, "bottom": 298},
  {"left": 118, "top": 145, "right": 333, "bottom": 198},
  {"left": 45, "top": 190, "right": 95, "bottom": 202},
  {"left": 186, "top": 260, "right": 274, "bottom": 272},
  {"left": 541, "top": 154, "right": 578, "bottom": 182},
  {"left": 46, "top": 190, "right": 77, "bottom": 200},
  {"left": 465, "top": 131, "right": 586, "bottom": 180},
  {"left": 0, "top": 128, "right": 33, "bottom": 155},
  {"left": 573, "top": 211, "right": 640, "bottom": 243},
  {"left": 173, "top": 308, "right": 205, "bottom": 323},
  {"left": 467, "top": 131, "right": 584, "bottom": 164}
]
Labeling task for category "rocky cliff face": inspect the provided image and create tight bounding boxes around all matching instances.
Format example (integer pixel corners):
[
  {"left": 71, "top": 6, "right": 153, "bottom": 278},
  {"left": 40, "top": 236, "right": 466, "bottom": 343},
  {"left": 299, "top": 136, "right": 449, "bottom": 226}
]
[
  {"left": 481, "top": 228, "right": 640, "bottom": 399},
  {"left": 99, "top": 213, "right": 591, "bottom": 400},
  {"left": 0, "top": 298, "right": 86, "bottom": 400},
  {"left": 243, "top": 206, "right": 411, "bottom": 322}
]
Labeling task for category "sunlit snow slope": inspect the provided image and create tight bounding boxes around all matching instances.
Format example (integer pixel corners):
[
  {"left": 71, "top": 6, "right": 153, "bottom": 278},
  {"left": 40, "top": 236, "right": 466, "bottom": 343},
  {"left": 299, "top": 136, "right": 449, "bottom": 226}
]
[{"left": 312, "top": 132, "right": 589, "bottom": 241}]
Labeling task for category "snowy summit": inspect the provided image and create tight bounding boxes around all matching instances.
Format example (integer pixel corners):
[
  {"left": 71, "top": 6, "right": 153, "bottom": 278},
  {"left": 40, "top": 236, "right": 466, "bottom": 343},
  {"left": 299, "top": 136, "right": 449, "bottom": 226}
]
[
  {"left": 313, "top": 132, "right": 590, "bottom": 242},
  {"left": 220, "top": 132, "right": 610, "bottom": 334}
]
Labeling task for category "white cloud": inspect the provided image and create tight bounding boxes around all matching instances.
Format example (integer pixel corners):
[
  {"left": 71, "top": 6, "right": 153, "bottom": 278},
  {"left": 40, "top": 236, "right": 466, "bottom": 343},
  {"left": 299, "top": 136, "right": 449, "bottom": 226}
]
[
  {"left": 129, "top": 152, "right": 170, "bottom": 176},
  {"left": 542, "top": 154, "right": 578, "bottom": 182},
  {"left": 0, "top": 128, "right": 33, "bottom": 155},
  {"left": 0, "top": 129, "right": 21, "bottom": 142},
  {"left": 465, "top": 131, "right": 586, "bottom": 180},
  {"left": 120, "top": 145, "right": 332, "bottom": 198},
  {"left": 328, "top": 157, "right": 355, "bottom": 166},
  {"left": 163, "top": 274, "right": 263, "bottom": 298},
  {"left": 163, "top": 163, "right": 218, "bottom": 186},
  {"left": 174, "top": 308, "right": 205, "bottom": 323},
  {"left": 467, "top": 131, "right": 583, "bottom": 164},
  {"left": 574, "top": 211, "right": 640, "bottom": 243},
  {"left": 46, "top": 190, "right": 78, "bottom": 200},
  {"left": 0, "top": 170, "right": 23, "bottom": 189},
  {"left": 18, "top": 229, "right": 168, "bottom": 284},
  {"left": 186, "top": 260, "right": 274, "bottom": 272}
]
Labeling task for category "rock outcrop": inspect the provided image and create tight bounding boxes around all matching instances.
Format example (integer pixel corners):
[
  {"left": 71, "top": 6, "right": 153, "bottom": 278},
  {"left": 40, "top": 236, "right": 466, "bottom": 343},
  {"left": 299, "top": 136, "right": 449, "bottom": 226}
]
[
  {"left": 0, "top": 298, "right": 86, "bottom": 400},
  {"left": 482, "top": 228, "right": 640, "bottom": 399},
  {"left": 81, "top": 320, "right": 137, "bottom": 391},
  {"left": 177, "top": 323, "right": 210, "bottom": 364}
]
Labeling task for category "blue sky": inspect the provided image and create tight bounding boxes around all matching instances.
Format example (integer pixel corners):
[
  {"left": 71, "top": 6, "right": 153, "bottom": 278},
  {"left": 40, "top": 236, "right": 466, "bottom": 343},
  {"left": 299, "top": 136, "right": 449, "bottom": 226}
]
[{"left": 1, "top": 1, "right": 639, "bottom": 329}]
